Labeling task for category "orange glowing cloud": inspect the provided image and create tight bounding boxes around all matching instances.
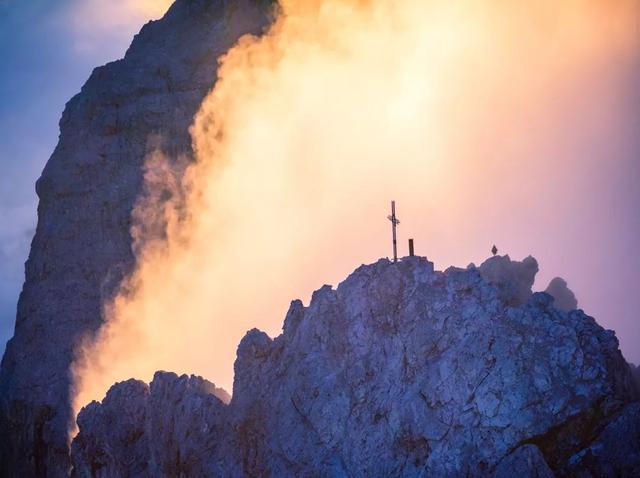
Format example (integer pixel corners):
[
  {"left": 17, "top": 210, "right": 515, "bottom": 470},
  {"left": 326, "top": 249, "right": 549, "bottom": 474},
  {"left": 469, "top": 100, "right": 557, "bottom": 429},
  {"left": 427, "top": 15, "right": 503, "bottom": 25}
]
[{"left": 70, "top": 0, "right": 640, "bottom": 434}]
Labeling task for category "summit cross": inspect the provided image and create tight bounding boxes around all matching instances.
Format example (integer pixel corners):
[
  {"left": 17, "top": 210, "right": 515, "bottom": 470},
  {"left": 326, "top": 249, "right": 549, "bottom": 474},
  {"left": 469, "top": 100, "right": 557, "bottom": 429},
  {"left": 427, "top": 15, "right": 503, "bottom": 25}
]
[{"left": 387, "top": 200, "right": 400, "bottom": 262}]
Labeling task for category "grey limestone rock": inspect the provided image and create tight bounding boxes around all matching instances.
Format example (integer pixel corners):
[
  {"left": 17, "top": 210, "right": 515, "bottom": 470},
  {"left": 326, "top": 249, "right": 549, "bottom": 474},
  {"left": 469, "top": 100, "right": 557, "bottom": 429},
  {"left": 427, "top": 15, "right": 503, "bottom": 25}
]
[
  {"left": 564, "top": 401, "right": 640, "bottom": 477},
  {"left": 70, "top": 379, "right": 150, "bottom": 478},
  {"left": 478, "top": 255, "right": 538, "bottom": 306},
  {"left": 492, "top": 444, "right": 554, "bottom": 478},
  {"left": 71, "top": 257, "right": 639, "bottom": 477},
  {"left": 0, "top": 1, "right": 273, "bottom": 475},
  {"left": 70, "top": 372, "right": 232, "bottom": 478}
]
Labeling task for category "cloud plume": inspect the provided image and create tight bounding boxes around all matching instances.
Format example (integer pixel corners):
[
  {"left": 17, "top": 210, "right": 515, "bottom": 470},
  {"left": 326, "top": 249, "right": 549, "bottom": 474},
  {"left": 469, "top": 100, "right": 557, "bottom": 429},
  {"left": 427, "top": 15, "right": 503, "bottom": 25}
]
[{"left": 71, "top": 0, "right": 640, "bottom": 427}]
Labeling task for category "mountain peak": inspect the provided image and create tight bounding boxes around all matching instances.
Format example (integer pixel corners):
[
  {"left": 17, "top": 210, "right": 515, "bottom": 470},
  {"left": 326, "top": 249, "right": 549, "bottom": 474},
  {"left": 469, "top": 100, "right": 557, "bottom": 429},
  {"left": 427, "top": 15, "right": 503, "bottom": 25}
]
[{"left": 71, "top": 255, "right": 640, "bottom": 476}]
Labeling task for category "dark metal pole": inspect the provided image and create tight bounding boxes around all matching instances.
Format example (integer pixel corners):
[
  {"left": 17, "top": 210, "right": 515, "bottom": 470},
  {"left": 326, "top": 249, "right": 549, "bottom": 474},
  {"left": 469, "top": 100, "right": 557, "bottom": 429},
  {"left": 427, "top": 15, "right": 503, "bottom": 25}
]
[
  {"left": 387, "top": 201, "right": 400, "bottom": 263},
  {"left": 391, "top": 201, "right": 397, "bottom": 262},
  {"left": 409, "top": 238, "right": 414, "bottom": 257}
]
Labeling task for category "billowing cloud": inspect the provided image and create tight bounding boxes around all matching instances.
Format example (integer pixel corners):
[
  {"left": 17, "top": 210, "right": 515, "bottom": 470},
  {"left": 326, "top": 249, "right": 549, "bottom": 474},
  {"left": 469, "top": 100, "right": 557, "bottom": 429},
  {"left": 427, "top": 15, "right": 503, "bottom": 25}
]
[{"left": 70, "top": 0, "right": 640, "bottom": 430}]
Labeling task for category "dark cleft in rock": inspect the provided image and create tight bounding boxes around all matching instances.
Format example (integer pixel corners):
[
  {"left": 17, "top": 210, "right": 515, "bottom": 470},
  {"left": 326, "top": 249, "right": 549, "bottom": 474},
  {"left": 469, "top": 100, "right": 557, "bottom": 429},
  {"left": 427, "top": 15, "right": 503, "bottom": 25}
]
[
  {"left": 564, "top": 402, "right": 640, "bottom": 477},
  {"left": 2, "top": 0, "right": 638, "bottom": 475}
]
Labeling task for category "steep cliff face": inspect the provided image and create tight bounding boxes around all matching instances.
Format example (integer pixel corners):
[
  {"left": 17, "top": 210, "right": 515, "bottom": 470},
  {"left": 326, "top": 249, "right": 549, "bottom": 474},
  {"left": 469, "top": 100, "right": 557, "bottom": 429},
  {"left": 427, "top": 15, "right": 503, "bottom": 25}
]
[
  {"left": 0, "top": 1, "right": 272, "bottom": 476},
  {"left": 71, "top": 257, "right": 640, "bottom": 477}
]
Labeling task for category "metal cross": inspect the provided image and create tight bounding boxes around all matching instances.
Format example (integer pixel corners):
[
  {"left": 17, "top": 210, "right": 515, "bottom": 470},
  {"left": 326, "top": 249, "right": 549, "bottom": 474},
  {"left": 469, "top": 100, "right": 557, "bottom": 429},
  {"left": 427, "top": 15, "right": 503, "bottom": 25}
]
[{"left": 387, "top": 200, "right": 400, "bottom": 262}]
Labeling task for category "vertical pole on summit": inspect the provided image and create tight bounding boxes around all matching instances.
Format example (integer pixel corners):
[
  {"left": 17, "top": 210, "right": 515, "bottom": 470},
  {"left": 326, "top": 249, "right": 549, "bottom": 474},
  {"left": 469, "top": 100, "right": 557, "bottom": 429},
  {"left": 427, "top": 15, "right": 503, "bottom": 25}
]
[{"left": 387, "top": 201, "right": 400, "bottom": 262}]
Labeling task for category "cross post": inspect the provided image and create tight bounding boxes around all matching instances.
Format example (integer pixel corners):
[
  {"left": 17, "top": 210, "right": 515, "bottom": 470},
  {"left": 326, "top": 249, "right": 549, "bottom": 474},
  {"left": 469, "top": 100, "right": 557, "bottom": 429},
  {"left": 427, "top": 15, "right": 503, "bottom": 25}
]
[{"left": 387, "top": 201, "right": 400, "bottom": 262}]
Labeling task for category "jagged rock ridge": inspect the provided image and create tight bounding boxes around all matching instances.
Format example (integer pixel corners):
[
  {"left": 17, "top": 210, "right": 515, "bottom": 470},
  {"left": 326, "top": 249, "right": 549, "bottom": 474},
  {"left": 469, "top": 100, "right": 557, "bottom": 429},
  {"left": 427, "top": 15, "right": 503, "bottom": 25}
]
[{"left": 71, "top": 256, "right": 640, "bottom": 477}]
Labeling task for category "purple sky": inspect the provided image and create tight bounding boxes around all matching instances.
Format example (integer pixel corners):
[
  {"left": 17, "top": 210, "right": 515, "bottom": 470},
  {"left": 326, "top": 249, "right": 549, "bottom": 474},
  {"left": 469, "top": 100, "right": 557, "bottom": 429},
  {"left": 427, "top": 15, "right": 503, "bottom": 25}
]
[{"left": 0, "top": 1, "right": 638, "bottom": 366}]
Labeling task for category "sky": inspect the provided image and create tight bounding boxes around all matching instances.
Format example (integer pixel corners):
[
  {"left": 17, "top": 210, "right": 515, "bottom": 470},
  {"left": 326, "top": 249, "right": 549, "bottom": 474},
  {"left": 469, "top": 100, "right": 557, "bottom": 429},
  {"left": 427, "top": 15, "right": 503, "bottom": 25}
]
[
  {"left": 0, "top": 1, "right": 639, "bottom": 400},
  {"left": 0, "top": 0, "right": 171, "bottom": 353}
]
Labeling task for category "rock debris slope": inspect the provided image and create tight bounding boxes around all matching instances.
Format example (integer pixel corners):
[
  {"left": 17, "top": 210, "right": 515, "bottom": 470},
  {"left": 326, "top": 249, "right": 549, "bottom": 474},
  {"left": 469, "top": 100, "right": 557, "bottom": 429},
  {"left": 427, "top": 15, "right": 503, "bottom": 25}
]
[
  {"left": 0, "top": 1, "right": 272, "bottom": 476},
  {"left": 71, "top": 256, "right": 640, "bottom": 477}
]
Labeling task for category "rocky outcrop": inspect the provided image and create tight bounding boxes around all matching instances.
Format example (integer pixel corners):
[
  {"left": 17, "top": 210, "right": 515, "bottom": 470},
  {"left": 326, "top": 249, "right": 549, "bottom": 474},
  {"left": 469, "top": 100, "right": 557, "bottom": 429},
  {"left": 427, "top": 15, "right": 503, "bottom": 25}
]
[
  {"left": 71, "top": 373, "right": 232, "bottom": 477},
  {"left": 545, "top": 277, "right": 578, "bottom": 312},
  {"left": 0, "top": 1, "right": 273, "bottom": 475},
  {"left": 478, "top": 255, "right": 538, "bottom": 306},
  {"left": 71, "top": 257, "right": 640, "bottom": 477}
]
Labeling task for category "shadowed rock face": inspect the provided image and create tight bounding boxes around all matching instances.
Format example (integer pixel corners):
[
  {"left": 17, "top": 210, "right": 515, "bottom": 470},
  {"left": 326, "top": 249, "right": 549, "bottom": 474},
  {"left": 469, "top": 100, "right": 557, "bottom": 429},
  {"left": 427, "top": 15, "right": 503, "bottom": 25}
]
[
  {"left": 71, "top": 258, "right": 640, "bottom": 477},
  {"left": 566, "top": 402, "right": 640, "bottom": 477},
  {"left": 493, "top": 445, "right": 554, "bottom": 478},
  {"left": 0, "top": 1, "right": 272, "bottom": 475},
  {"left": 70, "top": 373, "right": 232, "bottom": 477},
  {"left": 478, "top": 255, "right": 539, "bottom": 306}
]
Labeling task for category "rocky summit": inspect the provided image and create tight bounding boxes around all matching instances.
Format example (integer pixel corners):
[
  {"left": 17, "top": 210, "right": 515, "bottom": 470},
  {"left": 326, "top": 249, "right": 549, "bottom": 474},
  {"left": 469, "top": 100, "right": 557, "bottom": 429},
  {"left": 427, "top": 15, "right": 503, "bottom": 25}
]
[
  {"left": 70, "top": 256, "right": 640, "bottom": 477},
  {"left": 1, "top": 1, "right": 639, "bottom": 477}
]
